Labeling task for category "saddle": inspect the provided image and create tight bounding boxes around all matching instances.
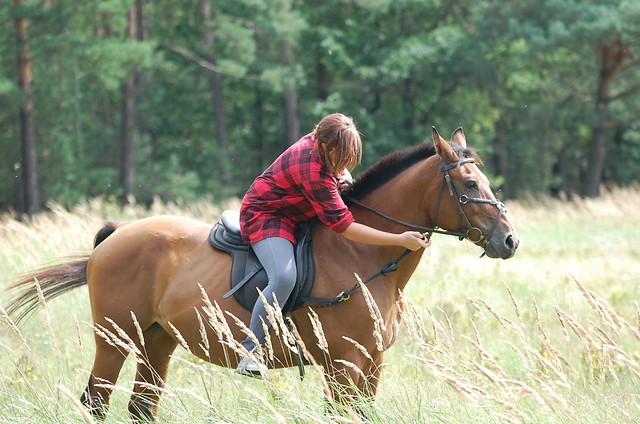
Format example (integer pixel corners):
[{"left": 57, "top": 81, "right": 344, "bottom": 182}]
[{"left": 208, "top": 211, "right": 316, "bottom": 313}]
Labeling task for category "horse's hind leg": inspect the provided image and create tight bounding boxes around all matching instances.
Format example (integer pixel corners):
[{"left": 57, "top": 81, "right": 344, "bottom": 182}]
[
  {"left": 80, "top": 337, "right": 129, "bottom": 420},
  {"left": 128, "top": 323, "right": 178, "bottom": 422}
]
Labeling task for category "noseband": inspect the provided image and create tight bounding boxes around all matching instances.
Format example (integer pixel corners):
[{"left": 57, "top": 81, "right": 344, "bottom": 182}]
[
  {"left": 346, "top": 157, "right": 506, "bottom": 246},
  {"left": 438, "top": 158, "right": 506, "bottom": 247}
]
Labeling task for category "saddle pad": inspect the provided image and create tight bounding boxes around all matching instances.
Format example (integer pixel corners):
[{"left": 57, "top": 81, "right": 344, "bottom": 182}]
[{"left": 208, "top": 220, "right": 316, "bottom": 312}]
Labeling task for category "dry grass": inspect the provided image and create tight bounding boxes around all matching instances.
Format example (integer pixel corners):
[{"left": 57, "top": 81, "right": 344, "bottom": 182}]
[{"left": 1, "top": 188, "right": 639, "bottom": 423}]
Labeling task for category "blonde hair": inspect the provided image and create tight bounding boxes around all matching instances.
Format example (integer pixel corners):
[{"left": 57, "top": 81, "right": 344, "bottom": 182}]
[{"left": 313, "top": 113, "right": 362, "bottom": 176}]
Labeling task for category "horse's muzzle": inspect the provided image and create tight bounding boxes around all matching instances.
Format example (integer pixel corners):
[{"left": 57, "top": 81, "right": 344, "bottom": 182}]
[{"left": 483, "top": 228, "right": 519, "bottom": 259}]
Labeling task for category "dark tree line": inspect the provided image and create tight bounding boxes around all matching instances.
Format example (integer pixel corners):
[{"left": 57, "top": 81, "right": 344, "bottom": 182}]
[{"left": 2, "top": 0, "right": 640, "bottom": 215}]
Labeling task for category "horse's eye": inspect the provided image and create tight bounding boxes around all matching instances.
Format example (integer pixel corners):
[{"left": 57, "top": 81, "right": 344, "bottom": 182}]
[{"left": 465, "top": 181, "right": 478, "bottom": 190}]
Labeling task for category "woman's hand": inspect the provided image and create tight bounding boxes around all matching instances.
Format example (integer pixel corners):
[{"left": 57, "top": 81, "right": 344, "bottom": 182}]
[
  {"left": 339, "top": 178, "right": 354, "bottom": 192},
  {"left": 341, "top": 223, "right": 431, "bottom": 250},
  {"left": 338, "top": 169, "right": 354, "bottom": 192},
  {"left": 399, "top": 231, "right": 431, "bottom": 251}
]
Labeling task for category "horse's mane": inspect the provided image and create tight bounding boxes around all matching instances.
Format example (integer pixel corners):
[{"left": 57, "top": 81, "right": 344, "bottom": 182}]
[{"left": 345, "top": 141, "right": 479, "bottom": 200}]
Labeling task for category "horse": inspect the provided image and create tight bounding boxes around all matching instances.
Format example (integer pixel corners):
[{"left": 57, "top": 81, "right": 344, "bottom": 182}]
[{"left": 4, "top": 127, "right": 519, "bottom": 421}]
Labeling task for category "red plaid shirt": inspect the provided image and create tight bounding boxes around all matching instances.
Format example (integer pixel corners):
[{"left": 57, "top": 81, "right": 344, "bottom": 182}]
[{"left": 240, "top": 133, "right": 355, "bottom": 244}]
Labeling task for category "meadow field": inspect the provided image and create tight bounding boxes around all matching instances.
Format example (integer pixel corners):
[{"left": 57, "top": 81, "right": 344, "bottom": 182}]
[{"left": 1, "top": 189, "right": 639, "bottom": 423}]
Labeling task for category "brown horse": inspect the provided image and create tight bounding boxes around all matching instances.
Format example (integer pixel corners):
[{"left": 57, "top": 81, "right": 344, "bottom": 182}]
[{"left": 5, "top": 127, "right": 518, "bottom": 421}]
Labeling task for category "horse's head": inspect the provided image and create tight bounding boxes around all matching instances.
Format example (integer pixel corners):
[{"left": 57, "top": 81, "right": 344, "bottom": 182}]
[{"left": 430, "top": 127, "right": 519, "bottom": 259}]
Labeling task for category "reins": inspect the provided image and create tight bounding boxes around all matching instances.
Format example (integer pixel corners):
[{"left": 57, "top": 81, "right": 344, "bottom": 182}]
[
  {"left": 344, "top": 197, "right": 468, "bottom": 238},
  {"left": 297, "top": 155, "right": 507, "bottom": 310}
]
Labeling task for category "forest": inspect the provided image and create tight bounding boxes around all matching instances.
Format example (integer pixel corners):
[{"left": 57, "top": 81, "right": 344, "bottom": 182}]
[{"left": 2, "top": 0, "right": 640, "bottom": 214}]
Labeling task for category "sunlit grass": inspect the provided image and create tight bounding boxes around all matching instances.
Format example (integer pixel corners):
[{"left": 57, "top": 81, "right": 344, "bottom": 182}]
[{"left": 1, "top": 188, "right": 639, "bottom": 423}]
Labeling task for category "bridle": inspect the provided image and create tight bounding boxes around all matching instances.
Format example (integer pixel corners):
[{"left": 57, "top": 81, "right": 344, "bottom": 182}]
[
  {"left": 346, "top": 156, "right": 507, "bottom": 247},
  {"left": 297, "top": 155, "right": 507, "bottom": 310},
  {"left": 436, "top": 157, "right": 507, "bottom": 246}
]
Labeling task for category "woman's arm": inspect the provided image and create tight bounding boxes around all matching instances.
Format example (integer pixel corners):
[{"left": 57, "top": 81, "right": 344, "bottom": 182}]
[{"left": 340, "top": 222, "right": 430, "bottom": 251}]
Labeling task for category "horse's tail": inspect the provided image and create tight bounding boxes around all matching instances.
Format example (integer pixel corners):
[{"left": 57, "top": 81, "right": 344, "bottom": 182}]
[
  {"left": 4, "top": 221, "right": 126, "bottom": 325},
  {"left": 93, "top": 221, "right": 125, "bottom": 248}
]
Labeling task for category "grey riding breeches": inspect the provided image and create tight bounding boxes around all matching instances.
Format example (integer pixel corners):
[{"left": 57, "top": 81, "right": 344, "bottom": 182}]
[{"left": 241, "top": 236, "right": 297, "bottom": 350}]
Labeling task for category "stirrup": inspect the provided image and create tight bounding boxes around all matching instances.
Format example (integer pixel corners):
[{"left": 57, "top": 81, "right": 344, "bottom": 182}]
[{"left": 235, "top": 348, "right": 268, "bottom": 379}]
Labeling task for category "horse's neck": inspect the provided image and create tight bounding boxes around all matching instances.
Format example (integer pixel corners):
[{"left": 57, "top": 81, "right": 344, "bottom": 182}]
[
  {"left": 355, "top": 159, "right": 438, "bottom": 234},
  {"left": 348, "top": 160, "right": 438, "bottom": 293}
]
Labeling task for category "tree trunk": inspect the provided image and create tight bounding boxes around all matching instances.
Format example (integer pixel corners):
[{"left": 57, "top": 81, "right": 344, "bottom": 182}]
[
  {"left": 200, "top": 0, "right": 231, "bottom": 189},
  {"left": 316, "top": 59, "right": 329, "bottom": 100},
  {"left": 402, "top": 78, "right": 417, "bottom": 132},
  {"left": 133, "top": 0, "right": 151, "bottom": 165},
  {"left": 15, "top": 0, "right": 40, "bottom": 214},
  {"left": 584, "top": 42, "right": 629, "bottom": 197},
  {"left": 493, "top": 118, "right": 509, "bottom": 198},
  {"left": 119, "top": 6, "right": 138, "bottom": 204},
  {"left": 281, "top": 41, "right": 299, "bottom": 144},
  {"left": 555, "top": 145, "right": 577, "bottom": 197},
  {"left": 283, "top": 86, "right": 299, "bottom": 144},
  {"left": 254, "top": 86, "right": 267, "bottom": 173}
]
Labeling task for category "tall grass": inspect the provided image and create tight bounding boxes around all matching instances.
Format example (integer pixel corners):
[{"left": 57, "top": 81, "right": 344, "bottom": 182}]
[{"left": 1, "top": 189, "right": 639, "bottom": 423}]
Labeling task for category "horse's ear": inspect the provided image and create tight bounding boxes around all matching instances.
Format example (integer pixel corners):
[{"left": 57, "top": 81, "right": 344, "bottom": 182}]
[
  {"left": 432, "top": 126, "right": 458, "bottom": 163},
  {"left": 450, "top": 127, "right": 466, "bottom": 148}
]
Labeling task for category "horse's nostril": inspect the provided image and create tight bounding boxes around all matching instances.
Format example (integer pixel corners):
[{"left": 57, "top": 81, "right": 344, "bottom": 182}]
[{"left": 505, "top": 235, "right": 515, "bottom": 250}]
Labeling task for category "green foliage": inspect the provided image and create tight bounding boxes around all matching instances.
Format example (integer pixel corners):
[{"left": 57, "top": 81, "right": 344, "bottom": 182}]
[
  {"left": 1, "top": 0, "right": 639, "bottom": 212},
  {"left": 606, "top": 126, "right": 640, "bottom": 183},
  {"left": 83, "top": 40, "right": 157, "bottom": 90}
]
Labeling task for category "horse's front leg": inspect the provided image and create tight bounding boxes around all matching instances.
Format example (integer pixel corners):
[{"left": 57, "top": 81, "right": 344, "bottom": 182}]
[
  {"left": 323, "top": 351, "right": 384, "bottom": 420},
  {"left": 359, "top": 352, "right": 384, "bottom": 399}
]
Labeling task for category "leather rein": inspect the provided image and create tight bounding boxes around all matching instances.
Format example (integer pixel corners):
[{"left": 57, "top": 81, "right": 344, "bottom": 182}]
[
  {"left": 298, "top": 156, "right": 506, "bottom": 309},
  {"left": 348, "top": 157, "right": 506, "bottom": 245}
]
